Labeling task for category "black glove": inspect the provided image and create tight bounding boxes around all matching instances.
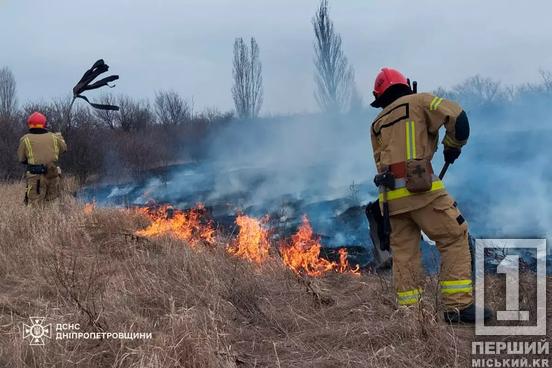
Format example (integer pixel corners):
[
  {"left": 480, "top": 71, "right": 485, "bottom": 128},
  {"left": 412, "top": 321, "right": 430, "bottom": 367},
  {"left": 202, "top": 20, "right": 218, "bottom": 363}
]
[
  {"left": 444, "top": 147, "right": 461, "bottom": 164},
  {"left": 374, "top": 171, "right": 395, "bottom": 189}
]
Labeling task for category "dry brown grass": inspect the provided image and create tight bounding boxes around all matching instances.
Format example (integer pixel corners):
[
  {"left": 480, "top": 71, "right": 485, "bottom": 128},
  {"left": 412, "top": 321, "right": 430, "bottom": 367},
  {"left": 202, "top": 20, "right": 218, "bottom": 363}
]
[{"left": 0, "top": 181, "right": 549, "bottom": 368}]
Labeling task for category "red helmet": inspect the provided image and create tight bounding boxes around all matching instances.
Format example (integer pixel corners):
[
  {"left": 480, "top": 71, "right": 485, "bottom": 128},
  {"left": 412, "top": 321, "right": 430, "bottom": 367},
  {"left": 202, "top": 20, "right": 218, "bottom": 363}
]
[
  {"left": 28, "top": 112, "right": 47, "bottom": 129},
  {"left": 373, "top": 67, "right": 409, "bottom": 98}
]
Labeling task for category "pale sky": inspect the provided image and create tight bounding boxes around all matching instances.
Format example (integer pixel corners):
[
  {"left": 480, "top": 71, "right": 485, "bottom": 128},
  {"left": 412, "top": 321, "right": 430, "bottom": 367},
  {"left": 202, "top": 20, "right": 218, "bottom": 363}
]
[{"left": 1, "top": 0, "right": 551, "bottom": 114}]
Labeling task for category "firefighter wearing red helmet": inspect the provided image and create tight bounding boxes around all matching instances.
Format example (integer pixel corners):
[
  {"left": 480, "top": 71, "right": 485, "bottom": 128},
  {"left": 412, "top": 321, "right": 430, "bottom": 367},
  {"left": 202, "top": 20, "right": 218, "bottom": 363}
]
[
  {"left": 17, "top": 112, "right": 67, "bottom": 204},
  {"left": 369, "top": 67, "right": 490, "bottom": 323}
]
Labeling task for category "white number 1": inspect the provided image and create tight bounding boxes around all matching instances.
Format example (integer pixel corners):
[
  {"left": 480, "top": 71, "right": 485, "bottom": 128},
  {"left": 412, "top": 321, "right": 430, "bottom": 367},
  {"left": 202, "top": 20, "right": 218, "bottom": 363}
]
[{"left": 496, "top": 255, "right": 529, "bottom": 321}]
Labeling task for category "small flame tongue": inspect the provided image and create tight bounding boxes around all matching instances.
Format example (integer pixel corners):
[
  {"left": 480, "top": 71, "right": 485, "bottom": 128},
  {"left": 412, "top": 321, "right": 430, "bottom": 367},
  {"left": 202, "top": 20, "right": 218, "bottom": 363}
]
[
  {"left": 280, "top": 216, "right": 360, "bottom": 276},
  {"left": 135, "top": 204, "right": 215, "bottom": 247},
  {"left": 280, "top": 216, "right": 335, "bottom": 276},
  {"left": 83, "top": 202, "right": 96, "bottom": 215},
  {"left": 227, "top": 215, "right": 271, "bottom": 264}
]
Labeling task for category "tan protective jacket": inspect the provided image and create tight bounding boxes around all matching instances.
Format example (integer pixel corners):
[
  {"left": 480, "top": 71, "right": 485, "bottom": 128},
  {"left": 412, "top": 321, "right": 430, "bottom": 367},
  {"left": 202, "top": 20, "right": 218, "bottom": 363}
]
[
  {"left": 370, "top": 93, "right": 467, "bottom": 215},
  {"left": 17, "top": 131, "right": 67, "bottom": 167}
]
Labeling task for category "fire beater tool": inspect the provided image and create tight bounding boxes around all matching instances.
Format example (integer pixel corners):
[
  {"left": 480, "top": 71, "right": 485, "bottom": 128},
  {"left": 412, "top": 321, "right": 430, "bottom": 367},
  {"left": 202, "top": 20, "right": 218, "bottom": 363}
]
[{"left": 63, "top": 59, "right": 120, "bottom": 129}]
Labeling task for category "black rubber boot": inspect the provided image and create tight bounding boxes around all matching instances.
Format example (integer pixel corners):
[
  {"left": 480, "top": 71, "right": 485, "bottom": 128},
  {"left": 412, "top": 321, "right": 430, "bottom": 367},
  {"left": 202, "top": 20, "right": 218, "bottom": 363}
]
[{"left": 444, "top": 304, "right": 492, "bottom": 324}]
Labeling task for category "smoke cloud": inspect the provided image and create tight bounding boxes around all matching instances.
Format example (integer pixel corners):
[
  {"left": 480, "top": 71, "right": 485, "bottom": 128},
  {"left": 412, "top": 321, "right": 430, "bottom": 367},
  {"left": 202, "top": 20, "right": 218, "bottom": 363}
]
[{"left": 87, "top": 78, "right": 552, "bottom": 268}]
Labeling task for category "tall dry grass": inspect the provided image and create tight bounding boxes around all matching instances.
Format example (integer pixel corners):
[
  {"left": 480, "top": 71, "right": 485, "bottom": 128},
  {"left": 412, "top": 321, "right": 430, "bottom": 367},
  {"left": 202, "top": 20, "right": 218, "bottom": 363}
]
[{"left": 0, "top": 181, "right": 549, "bottom": 368}]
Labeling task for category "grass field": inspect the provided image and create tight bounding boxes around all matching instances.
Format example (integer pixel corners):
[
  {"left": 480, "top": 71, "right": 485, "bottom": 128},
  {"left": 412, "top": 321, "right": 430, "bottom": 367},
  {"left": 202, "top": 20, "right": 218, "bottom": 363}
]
[{"left": 0, "top": 181, "right": 549, "bottom": 368}]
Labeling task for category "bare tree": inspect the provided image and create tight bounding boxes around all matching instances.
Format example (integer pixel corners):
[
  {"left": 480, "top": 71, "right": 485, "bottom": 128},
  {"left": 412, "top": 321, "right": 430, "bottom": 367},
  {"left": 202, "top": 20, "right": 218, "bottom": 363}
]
[
  {"left": 232, "top": 37, "right": 263, "bottom": 119},
  {"left": 117, "top": 96, "right": 153, "bottom": 132},
  {"left": 313, "top": 0, "right": 355, "bottom": 113},
  {"left": 437, "top": 75, "right": 506, "bottom": 109},
  {"left": 154, "top": 90, "right": 191, "bottom": 126},
  {"left": 0, "top": 67, "right": 17, "bottom": 119},
  {"left": 93, "top": 94, "right": 118, "bottom": 129},
  {"left": 455, "top": 75, "right": 502, "bottom": 104}
]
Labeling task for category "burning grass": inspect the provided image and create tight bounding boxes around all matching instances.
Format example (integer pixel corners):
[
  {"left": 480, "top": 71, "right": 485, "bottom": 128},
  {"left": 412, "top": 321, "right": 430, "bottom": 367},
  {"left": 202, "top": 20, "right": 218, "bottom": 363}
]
[
  {"left": 280, "top": 216, "right": 360, "bottom": 276},
  {"left": 134, "top": 205, "right": 360, "bottom": 276},
  {"left": 135, "top": 204, "right": 216, "bottom": 247},
  {"left": 0, "top": 181, "right": 550, "bottom": 368}
]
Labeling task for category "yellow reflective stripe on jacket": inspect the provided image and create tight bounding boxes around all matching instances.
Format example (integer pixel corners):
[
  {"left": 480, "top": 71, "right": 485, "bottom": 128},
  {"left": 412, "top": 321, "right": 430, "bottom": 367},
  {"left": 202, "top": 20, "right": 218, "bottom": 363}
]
[
  {"left": 52, "top": 134, "right": 59, "bottom": 160},
  {"left": 430, "top": 96, "right": 438, "bottom": 110},
  {"left": 23, "top": 137, "right": 35, "bottom": 165},
  {"left": 440, "top": 279, "right": 473, "bottom": 294},
  {"left": 434, "top": 98, "right": 444, "bottom": 110},
  {"left": 379, "top": 180, "right": 445, "bottom": 202},
  {"left": 405, "top": 121, "right": 416, "bottom": 160},
  {"left": 397, "top": 288, "right": 423, "bottom": 305},
  {"left": 430, "top": 96, "right": 444, "bottom": 111}
]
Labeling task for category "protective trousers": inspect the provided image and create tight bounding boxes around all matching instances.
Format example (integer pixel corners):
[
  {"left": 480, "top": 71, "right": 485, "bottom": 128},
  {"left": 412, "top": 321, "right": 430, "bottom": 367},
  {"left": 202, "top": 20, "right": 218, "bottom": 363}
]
[
  {"left": 25, "top": 174, "right": 61, "bottom": 204},
  {"left": 390, "top": 193, "right": 473, "bottom": 310}
]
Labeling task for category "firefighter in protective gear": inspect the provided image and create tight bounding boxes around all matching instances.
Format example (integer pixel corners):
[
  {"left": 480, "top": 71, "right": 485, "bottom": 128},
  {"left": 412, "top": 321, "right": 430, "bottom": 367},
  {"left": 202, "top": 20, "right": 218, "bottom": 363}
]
[
  {"left": 17, "top": 112, "right": 67, "bottom": 204},
  {"left": 369, "top": 67, "right": 484, "bottom": 323}
]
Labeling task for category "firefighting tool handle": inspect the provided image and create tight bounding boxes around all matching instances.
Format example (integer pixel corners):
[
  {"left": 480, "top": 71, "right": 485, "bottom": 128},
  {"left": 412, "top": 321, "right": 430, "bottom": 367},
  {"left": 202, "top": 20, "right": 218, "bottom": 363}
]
[
  {"left": 439, "top": 162, "right": 450, "bottom": 180},
  {"left": 381, "top": 188, "right": 392, "bottom": 252},
  {"left": 377, "top": 169, "right": 395, "bottom": 252}
]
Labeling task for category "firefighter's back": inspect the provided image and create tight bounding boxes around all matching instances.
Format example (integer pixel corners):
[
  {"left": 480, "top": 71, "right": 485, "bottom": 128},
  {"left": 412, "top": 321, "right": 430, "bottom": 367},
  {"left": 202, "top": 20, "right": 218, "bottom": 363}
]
[
  {"left": 371, "top": 92, "right": 450, "bottom": 216},
  {"left": 20, "top": 131, "right": 63, "bottom": 165},
  {"left": 17, "top": 113, "right": 67, "bottom": 205}
]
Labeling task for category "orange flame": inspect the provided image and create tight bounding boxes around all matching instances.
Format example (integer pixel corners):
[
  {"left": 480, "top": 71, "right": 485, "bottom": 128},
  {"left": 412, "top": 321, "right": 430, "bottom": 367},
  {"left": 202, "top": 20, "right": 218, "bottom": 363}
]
[
  {"left": 338, "top": 248, "right": 360, "bottom": 275},
  {"left": 280, "top": 216, "right": 360, "bottom": 276},
  {"left": 280, "top": 216, "right": 335, "bottom": 276},
  {"left": 136, "top": 204, "right": 215, "bottom": 246},
  {"left": 83, "top": 202, "right": 95, "bottom": 215},
  {"left": 227, "top": 215, "right": 271, "bottom": 264}
]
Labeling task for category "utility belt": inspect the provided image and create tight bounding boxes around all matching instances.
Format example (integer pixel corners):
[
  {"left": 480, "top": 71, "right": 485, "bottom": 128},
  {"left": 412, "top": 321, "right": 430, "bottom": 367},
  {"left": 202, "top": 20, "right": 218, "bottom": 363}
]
[
  {"left": 27, "top": 163, "right": 61, "bottom": 178},
  {"left": 27, "top": 164, "right": 47, "bottom": 175},
  {"left": 379, "top": 158, "right": 444, "bottom": 201},
  {"left": 378, "top": 177, "right": 445, "bottom": 202}
]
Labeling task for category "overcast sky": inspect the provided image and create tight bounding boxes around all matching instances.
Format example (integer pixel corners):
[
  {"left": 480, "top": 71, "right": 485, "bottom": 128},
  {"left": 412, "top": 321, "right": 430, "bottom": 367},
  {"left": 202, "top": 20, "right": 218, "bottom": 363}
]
[{"left": 1, "top": 0, "right": 551, "bottom": 114}]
